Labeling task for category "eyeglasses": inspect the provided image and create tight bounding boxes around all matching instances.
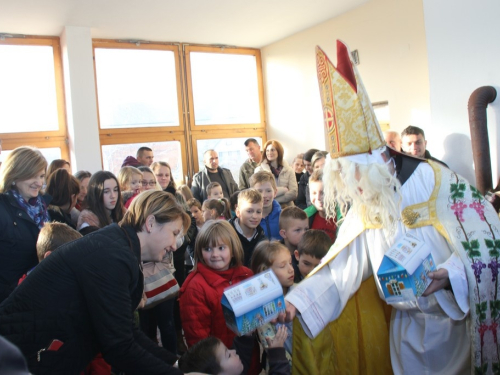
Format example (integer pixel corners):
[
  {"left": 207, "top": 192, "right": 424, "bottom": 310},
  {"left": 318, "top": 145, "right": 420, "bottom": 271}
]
[{"left": 141, "top": 180, "right": 156, "bottom": 187}]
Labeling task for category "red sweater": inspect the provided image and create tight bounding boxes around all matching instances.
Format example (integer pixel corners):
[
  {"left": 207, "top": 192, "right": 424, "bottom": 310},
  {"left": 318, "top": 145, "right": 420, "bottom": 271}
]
[{"left": 179, "top": 263, "right": 253, "bottom": 348}]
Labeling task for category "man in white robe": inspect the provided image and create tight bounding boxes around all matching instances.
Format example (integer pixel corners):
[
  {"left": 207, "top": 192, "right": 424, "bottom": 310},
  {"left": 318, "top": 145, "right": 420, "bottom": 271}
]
[
  {"left": 284, "top": 40, "right": 500, "bottom": 375},
  {"left": 287, "top": 156, "right": 470, "bottom": 374}
]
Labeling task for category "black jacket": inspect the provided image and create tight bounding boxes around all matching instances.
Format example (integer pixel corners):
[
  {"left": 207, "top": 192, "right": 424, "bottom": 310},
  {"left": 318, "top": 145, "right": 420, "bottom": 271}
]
[
  {"left": 228, "top": 218, "right": 267, "bottom": 267},
  {"left": 191, "top": 166, "right": 239, "bottom": 203},
  {"left": 47, "top": 205, "right": 75, "bottom": 229},
  {"left": 294, "top": 172, "right": 310, "bottom": 209},
  {"left": 0, "top": 224, "right": 181, "bottom": 375},
  {"left": 0, "top": 192, "right": 50, "bottom": 304}
]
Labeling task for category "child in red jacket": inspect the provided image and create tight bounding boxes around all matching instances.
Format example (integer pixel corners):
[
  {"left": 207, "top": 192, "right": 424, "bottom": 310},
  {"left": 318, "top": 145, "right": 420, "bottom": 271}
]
[{"left": 179, "top": 220, "right": 253, "bottom": 349}]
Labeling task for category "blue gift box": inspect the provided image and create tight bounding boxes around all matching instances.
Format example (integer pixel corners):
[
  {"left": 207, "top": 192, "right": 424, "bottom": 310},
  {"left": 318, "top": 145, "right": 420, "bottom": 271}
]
[
  {"left": 221, "top": 269, "right": 286, "bottom": 335},
  {"left": 377, "top": 232, "right": 436, "bottom": 304}
]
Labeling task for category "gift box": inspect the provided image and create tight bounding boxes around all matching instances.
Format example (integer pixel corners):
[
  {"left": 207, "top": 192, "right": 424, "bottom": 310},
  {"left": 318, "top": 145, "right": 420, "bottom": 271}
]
[
  {"left": 377, "top": 232, "right": 436, "bottom": 304},
  {"left": 221, "top": 269, "right": 286, "bottom": 335}
]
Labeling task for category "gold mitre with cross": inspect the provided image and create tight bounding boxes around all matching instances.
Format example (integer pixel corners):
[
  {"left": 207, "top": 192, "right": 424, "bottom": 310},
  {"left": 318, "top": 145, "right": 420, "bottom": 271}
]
[{"left": 317, "top": 40, "right": 385, "bottom": 159}]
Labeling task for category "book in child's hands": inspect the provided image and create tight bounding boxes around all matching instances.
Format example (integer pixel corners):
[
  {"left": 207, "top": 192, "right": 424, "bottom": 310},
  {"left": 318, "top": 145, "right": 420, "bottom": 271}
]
[
  {"left": 377, "top": 232, "right": 437, "bottom": 304},
  {"left": 221, "top": 269, "right": 286, "bottom": 335}
]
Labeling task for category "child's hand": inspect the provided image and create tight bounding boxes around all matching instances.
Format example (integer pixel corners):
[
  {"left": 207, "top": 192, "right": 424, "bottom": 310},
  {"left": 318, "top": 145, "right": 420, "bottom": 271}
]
[
  {"left": 266, "top": 325, "right": 288, "bottom": 348},
  {"left": 278, "top": 301, "right": 296, "bottom": 323}
]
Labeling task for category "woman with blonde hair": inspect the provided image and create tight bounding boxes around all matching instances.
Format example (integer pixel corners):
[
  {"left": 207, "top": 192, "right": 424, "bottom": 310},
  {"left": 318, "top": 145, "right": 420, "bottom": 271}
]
[
  {"left": 0, "top": 146, "right": 49, "bottom": 303},
  {"left": 255, "top": 140, "right": 298, "bottom": 208},
  {"left": 0, "top": 190, "right": 200, "bottom": 374},
  {"left": 152, "top": 161, "right": 176, "bottom": 195}
]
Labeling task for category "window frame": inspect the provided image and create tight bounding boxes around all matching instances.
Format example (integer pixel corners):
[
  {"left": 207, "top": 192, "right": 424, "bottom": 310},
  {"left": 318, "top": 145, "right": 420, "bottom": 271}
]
[
  {"left": 0, "top": 36, "right": 69, "bottom": 161},
  {"left": 183, "top": 44, "right": 266, "bottom": 132},
  {"left": 92, "top": 40, "right": 189, "bottom": 180}
]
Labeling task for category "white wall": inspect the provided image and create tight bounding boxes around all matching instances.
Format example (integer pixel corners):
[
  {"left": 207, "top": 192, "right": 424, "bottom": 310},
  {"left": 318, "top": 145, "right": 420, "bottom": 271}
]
[
  {"left": 261, "top": 0, "right": 430, "bottom": 161},
  {"left": 423, "top": 0, "right": 500, "bottom": 186},
  {"left": 60, "top": 26, "right": 103, "bottom": 173}
]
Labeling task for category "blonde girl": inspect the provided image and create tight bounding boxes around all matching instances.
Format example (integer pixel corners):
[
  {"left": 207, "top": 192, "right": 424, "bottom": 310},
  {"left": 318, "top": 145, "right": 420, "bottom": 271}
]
[
  {"left": 179, "top": 220, "right": 253, "bottom": 349},
  {"left": 151, "top": 161, "right": 176, "bottom": 194},
  {"left": 117, "top": 166, "right": 143, "bottom": 209},
  {"left": 201, "top": 198, "right": 231, "bottom": 221}
]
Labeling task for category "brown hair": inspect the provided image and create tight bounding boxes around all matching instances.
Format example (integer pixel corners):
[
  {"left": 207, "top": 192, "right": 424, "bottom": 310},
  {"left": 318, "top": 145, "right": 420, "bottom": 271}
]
[
  {"left": 309, "top": 169, "right": 323, "bottom": 183},
  {"left": 250, "top": 240, "right": 289, "bottom": 274},
  {"left": 47, "top": 159, "right": 70, "bottom": 177},
  {"left": 193, "top": 220, "right": 244, "bottom": 269},
  {"left": 177, "top": 185, "right": 194, "bottom": 201},
  {"left": 86, "top": 171, "right": 125, "bottom": 228},
  {"left": 249, "top": 171, "right": 277, "bottom": 190},
  {"left": 202, "top": 198, "right": 231, "bottom": 220},
  {"left": 206, "top": 182, "right": 222, "bottom": 196},
  {"left": 311, "top": 151, "right": 328, "bottom": 169},
  {"left": 261, "top": 140, "right": 284, "bottom": 166},
  {"left": 187, "top": 198, "right": 202, "bottom": 210},
  {"left": 178, "top": 336, "right": 222, "bottom": 374},
  {"left": 237, "top": 188, "right": 262, "bottom": 206},
  {"left": 74, "top": 170, "right": 92, "bottom": 182},
  {"left": 45, "top": 169, "right": 80, "bottom": 208},
  {"left": 0, "top": 146, "right": 47, "bottom": 193},
  {"left": 279, "top": 206, "right": 307, "bottom": 230},
  {"left": 297, "top": 229, "right": 332, "bottom": 259},
  {"left": 37, "top": 222, "right": 82, "bottom": 262},
  {"left": 121, "top": 190, "right": 190, "bottom": 234}
]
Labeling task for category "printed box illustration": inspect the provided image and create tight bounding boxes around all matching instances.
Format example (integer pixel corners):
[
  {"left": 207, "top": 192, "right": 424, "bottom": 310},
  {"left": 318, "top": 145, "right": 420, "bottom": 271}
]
[
  {"left": 221, "top": 269, "right": 286, "bottom": 335},
  {"left": 377, "top": 232, "right": 436, "bottom": 304}
]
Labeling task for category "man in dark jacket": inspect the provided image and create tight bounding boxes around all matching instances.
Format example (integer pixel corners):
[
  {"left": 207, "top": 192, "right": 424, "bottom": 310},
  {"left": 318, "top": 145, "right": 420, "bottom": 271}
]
[
  {"left": 191, "top": 149, "right": 239, "bottom": 203},
  {"left": 0, "top": 224, "right": 182, "bottom": 375},
  {"left": 401, "top": 125, "right": 448, "bottom": 167}
]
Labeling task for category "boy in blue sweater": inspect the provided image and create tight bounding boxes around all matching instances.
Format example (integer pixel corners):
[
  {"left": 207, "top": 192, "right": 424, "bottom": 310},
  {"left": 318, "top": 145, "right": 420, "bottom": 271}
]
[{"left": 250, "top": 171, "right": 282, "bottom": 240}]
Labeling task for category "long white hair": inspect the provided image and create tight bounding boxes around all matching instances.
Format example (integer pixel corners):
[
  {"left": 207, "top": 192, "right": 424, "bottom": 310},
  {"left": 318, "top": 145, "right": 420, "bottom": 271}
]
[{"left": 323, "top": 153, "right": 401, "bottom": 230}]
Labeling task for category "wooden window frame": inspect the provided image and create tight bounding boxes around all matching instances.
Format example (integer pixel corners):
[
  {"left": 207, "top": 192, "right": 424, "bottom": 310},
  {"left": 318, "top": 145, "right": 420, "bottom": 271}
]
[
  {"left": 92, "top": 40, "right": 186, "bottom": 136},
  {"left": 92, "top": 40, "right": 267, "bottom": 182},
  {"left": 183, "top": 45, "right": 266, "bottom": 132},
  {"left": 0, "top": 36, "right": 69, "bottom": 161},
  {"left": 92, "top": 40, "right": 189, "bottom": 179}
]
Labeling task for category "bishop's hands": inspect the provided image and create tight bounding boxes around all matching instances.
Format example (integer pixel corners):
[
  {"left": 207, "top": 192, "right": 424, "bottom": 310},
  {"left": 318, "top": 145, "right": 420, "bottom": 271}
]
[{"left": 422, "top": 268, "right": 451, "bottom": 297}]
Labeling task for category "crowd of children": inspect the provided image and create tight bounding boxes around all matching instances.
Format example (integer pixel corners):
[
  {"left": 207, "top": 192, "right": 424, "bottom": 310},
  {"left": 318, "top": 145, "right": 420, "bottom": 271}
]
[{"left": 0, "top": 144, "right": 336, "bottom": 375}]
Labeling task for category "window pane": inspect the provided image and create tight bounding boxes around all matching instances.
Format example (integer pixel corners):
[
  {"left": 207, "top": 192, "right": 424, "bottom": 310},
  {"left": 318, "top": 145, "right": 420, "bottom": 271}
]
[
  {"left": 95, "top": 48, "right": 180, "bottom": 129},
  {"left": 197, "top": 137, "right": 262, "bottom": 181},
  {"left": 0, "top": 147, "right": 61, "bottom": 167},
  {"left": 101, "top": 141, "right": 183, "bottom": 183},
  {"left": 0, "top": 45, "right": 59, "bottom": 133},
  {"left": 190, "top": 53, "right": 260, "bottom": 125}
]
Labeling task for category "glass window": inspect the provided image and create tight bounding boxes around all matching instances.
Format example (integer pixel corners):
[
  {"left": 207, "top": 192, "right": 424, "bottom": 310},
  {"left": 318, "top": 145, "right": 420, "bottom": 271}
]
[
  {"left": 0, "top": 147, "right": 61, "bottom": 166},
  {"left": 190, "top": 52, "right": 261, "bottom": 125},
  {"left": 94, "top": 48, "right": 180, "bottom": 129},
  {"left": 101, "top": 141, "right": 183, "bottom": 183},
  {"left": 0, "top": 45, "right": 59, "bottom": 133},
  {"left": 196, "top": 137, "right": 262, "bottom": 180}
]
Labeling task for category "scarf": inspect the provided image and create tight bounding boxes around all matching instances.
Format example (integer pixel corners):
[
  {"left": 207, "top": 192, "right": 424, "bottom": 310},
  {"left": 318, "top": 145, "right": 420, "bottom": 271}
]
[
  {"left": 10, "top": 189, "right": 50, "bottom": 230},
  {"left": 269, "top": 164, "right": 283, "bottom": 179}
]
